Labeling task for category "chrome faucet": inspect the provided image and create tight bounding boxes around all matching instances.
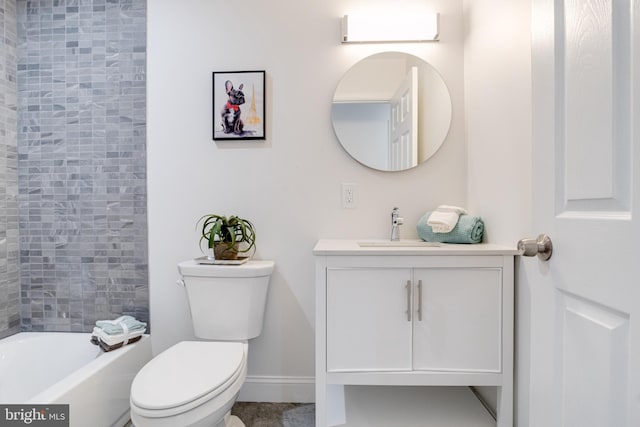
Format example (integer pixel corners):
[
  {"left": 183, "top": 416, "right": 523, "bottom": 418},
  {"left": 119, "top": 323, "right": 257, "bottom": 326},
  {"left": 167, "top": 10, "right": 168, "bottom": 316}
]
[{"left": 390, "top": 207, "right": 404, "bottom": 241}]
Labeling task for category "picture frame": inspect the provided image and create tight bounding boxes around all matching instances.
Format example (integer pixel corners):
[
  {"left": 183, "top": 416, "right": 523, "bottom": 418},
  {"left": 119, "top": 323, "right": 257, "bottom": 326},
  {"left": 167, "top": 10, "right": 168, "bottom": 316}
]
[{"left": 212, "top": 70, "right": 266, "bottom": 141}]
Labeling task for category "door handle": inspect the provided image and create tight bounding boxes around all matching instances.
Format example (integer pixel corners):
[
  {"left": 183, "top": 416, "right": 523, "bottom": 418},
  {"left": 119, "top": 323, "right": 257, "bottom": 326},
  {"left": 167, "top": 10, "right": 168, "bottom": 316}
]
[
  {"left": 405, "top": 280, "right": 412, "bottom": 322},
  {"left": 517, "top": 234, "right": 553, "bottom": 261},
  {"left": 417, "top": 280, "right": 423, "bottom": 321}
]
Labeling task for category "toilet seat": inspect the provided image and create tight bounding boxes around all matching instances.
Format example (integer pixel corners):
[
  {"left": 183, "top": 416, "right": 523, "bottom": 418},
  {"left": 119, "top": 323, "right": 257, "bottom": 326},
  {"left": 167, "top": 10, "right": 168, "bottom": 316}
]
[{"left": 131, "top": 341, "right": 246, "bottom": 418}]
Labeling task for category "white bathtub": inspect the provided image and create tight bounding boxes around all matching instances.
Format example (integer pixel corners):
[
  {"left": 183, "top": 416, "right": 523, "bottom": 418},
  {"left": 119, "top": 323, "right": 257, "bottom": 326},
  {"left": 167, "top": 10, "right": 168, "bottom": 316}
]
[{"left": 0, "top": 332, "right": 152, "bottom": 427}]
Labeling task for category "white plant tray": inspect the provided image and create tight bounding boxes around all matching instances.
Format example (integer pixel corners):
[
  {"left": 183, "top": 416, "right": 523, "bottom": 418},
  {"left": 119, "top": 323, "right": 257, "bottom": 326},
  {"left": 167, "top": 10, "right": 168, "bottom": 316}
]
[{"left": 194, "top": 256, "right": 249, "bottom": 265}]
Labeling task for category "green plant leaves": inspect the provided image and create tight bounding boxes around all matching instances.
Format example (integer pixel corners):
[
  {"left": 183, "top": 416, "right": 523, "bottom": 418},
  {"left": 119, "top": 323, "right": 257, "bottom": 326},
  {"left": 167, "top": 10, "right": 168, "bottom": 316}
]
[{"left": 197, "top": 214, "right": 257, "bottom": 256}]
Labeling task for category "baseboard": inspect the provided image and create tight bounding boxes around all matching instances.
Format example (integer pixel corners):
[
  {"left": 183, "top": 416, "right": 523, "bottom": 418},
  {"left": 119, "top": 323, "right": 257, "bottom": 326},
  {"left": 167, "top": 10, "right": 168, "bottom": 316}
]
[{"left": 238, "top": 375, "right": 315, "bottom": 403}]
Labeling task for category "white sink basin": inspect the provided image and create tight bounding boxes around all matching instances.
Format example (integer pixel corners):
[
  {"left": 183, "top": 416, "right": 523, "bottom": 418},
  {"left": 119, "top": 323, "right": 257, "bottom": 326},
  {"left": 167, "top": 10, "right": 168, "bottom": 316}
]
[{"left": 357, "top": 240, "right": 441, "bottom": 247}]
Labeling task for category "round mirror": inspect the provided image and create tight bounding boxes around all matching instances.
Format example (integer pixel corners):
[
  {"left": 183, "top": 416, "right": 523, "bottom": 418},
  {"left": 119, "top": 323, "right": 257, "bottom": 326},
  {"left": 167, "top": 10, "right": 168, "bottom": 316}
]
[{"left": 331, "top": 52, "right": 452, "bottom": 172}]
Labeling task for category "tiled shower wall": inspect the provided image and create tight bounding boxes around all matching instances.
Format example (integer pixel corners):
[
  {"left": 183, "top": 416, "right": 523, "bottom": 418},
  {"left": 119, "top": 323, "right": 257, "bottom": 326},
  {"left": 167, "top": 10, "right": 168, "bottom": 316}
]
[
  {"left": 16, "top": 0, "right": 148, "bottom": 332},
  {"left": 0, "top": 0, "right": 20, "bottom": 339}
]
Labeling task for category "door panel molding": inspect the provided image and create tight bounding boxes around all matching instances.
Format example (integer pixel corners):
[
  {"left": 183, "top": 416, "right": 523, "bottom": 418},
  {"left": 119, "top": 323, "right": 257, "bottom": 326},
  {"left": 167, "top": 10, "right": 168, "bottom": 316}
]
[
  {"left": 554, "top": 0, "right": 632, "bottom": 216},
  {"left": 557, "top": 289, "right": 629, "bottom": 426}
]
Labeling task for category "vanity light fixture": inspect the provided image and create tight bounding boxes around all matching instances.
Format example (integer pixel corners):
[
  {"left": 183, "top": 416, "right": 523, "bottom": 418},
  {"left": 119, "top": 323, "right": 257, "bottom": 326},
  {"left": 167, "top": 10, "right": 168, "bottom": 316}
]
[{"left": 341, "top": 13, "right": 439, "bottom": 43}]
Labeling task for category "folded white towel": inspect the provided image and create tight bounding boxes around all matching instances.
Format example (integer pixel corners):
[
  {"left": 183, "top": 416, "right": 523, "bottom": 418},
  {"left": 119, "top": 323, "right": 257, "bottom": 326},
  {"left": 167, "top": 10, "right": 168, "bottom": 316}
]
[
  {"left": 96, "top": 315, "right": 147, "bottom": 335},
  {"left": 427, "top": 205, "right": 468, "bottom": 233},
  {"left": 93, "top": 315, "right": 147, "bottom": 347},
  {"left": 92, "top": 326, "right": 145, "bottom": 346}
]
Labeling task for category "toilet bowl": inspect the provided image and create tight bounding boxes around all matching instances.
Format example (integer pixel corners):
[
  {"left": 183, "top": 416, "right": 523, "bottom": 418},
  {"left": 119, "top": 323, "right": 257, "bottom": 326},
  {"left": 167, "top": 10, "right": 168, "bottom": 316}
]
[
  {"left": 130, "top": 260, "right": 274, "bottom": 427},
  {"left": 130, "top": 341, "right": 247, "bottom": 427}
]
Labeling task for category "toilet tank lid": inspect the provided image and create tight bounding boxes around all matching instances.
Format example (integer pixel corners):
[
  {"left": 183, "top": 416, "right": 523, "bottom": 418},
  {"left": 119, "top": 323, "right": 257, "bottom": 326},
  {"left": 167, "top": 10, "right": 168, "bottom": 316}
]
[{"left": 178, "top": 259, "right": 274, "bottom": 278}]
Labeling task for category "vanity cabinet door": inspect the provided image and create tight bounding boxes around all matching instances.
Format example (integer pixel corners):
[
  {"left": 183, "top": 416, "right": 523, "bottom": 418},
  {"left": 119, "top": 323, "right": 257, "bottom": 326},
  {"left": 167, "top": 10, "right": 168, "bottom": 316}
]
[
  {"left": 326, "top": 268, "right": 412, "bottom": 372},
  {"left": 412, "top": 268, "right": 502, "bottom": 372}
]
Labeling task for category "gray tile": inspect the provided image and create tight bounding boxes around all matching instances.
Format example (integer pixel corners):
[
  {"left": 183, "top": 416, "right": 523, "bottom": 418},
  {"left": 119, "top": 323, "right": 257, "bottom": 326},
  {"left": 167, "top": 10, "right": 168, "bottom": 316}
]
[
  {"left": 12, "top": 0, "right": 148, "bottom": 335},
  {"left": 0, "top": 0, "right": 21, "bottom": 338},
  {"left": 231, "top": 403, "right": 306, "bottom": 427}
]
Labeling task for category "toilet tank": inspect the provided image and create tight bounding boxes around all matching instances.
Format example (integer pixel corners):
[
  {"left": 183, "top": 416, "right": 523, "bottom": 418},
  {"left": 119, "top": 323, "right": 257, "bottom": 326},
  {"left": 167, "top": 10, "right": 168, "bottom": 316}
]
[{"left": 177, "top": 260, "right": 274, "bottom": 340}]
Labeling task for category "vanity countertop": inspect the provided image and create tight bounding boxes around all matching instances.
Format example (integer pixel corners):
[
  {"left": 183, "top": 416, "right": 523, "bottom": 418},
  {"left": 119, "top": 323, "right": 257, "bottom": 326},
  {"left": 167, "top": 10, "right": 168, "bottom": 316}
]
[{"left": 313, "top": 239, "right": 519, "bottom": 256}]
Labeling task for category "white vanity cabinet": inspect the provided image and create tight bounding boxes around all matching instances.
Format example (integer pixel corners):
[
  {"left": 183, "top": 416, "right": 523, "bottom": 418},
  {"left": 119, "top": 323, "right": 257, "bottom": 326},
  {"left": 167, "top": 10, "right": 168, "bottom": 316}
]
[
  {"left": 327, "top": 267, "right": 502, "bottom": 373},
  {"left": 314, "top": 240, "right": 517, "bottom": 427}
]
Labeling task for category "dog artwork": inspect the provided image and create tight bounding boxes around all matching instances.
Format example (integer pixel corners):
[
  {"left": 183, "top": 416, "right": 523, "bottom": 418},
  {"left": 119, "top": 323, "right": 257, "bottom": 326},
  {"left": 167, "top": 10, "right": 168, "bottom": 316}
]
[
  {"left": 220, "top": 80, "right": 246, "bottom": 135},
  {"left": 213, "top": 71, "right": 265, "bottom": 140}
]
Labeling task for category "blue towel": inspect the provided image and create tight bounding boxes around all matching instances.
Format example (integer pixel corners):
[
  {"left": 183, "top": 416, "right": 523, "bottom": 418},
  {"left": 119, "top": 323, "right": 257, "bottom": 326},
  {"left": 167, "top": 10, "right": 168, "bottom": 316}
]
[
  {"left": 417, "top": 212, "right": 484, "bottom": 244},
  {"left": 95, "top": 315, "right": 147, "bottom": 335}
]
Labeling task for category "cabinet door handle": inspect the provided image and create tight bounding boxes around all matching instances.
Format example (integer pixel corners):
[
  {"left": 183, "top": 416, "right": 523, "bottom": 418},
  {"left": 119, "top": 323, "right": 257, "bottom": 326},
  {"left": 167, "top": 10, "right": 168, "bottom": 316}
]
[
  {"left": 405, "top": 280, "right": 412, "bottom": 322},
  {"left": 417, "top": 280, "right": 423, "bottom": 321}
]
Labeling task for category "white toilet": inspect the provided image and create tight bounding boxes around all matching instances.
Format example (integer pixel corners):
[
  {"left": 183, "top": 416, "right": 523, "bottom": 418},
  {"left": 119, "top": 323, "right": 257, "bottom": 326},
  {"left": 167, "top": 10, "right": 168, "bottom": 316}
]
[{"left": 129, "top": 259, "right": 274, "bottom": 427}]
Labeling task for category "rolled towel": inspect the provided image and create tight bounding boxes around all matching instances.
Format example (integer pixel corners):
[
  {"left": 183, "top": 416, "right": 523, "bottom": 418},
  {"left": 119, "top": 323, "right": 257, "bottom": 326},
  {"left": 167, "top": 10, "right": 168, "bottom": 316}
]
[
  {"left": 95, "top": 315, "right": 147, "bottom": 335},
  {"left": 426, "top": 205, "right": 468, "bottom": 233},
  {"left": 417, "top": 212, "right": 484, "bottom": 244}
]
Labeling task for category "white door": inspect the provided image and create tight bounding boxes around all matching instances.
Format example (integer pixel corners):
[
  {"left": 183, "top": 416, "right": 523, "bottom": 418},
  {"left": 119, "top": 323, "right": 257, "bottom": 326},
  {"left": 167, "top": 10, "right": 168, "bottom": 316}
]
[
  {"left": 528, "top": 1, "right": 639, "bottom": 426},
  {"left": 389, "top": 66, "right": 418, "bottom": 171}
]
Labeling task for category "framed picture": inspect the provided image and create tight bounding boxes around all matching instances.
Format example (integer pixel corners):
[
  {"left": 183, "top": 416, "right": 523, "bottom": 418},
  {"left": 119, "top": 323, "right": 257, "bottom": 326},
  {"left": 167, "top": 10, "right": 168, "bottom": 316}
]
[{"left": 212, "top": 70, "right": 266, "bottom": 140}]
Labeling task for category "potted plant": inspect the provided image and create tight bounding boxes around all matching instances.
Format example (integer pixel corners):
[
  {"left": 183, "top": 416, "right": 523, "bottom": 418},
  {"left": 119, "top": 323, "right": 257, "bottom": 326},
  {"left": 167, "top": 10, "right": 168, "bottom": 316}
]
[{"left": 198, "top": 214, "right": 257, "bottom": 260}]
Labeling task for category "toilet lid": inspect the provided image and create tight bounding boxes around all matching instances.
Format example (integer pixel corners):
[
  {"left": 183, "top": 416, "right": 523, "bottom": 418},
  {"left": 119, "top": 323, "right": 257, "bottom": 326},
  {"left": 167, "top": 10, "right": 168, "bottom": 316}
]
[{"left": 131, "top": 341, "right": 245, "bottom": 410}]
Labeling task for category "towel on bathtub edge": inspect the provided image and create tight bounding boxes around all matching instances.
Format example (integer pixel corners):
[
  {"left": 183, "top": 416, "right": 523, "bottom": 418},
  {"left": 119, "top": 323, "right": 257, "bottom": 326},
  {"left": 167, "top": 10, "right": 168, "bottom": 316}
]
[
  {"left": 91, "top": 326, "right": 145, "bottom": 346},
  {"left": 90, "top": 332, "right": 143, "bottom": 352},
  {"left": 95, "top": 315, "right": 147, "bottom": 335}
]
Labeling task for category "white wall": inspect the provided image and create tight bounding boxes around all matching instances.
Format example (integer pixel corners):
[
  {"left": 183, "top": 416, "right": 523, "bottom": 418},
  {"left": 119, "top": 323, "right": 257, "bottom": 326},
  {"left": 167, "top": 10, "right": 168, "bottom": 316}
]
[
  {"left": 464, "top": 0, "right": 532, "bottom": 245},
  {"left": 463, "top": 0, "right": 532, "bottom": 421},
  {"left": 148, "top": 0, "right": 466, "bottom": 401}
]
